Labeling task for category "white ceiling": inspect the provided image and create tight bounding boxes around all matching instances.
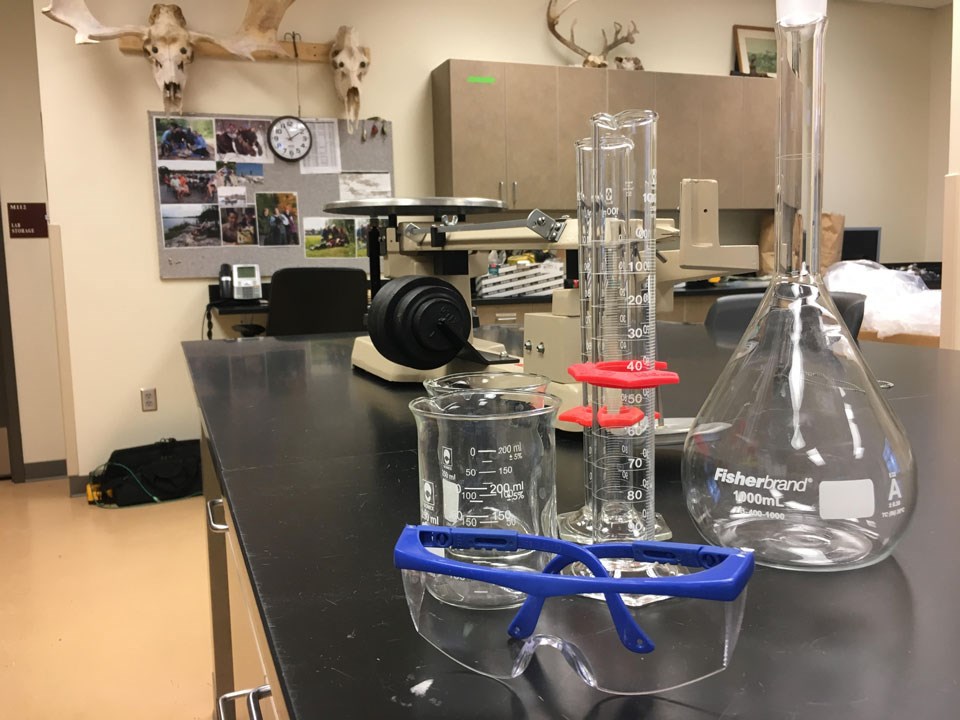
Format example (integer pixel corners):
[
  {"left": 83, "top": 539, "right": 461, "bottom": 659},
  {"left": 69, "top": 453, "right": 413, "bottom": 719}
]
[{"left": 856, "top": 0, "right": 951, "bottom": 8}]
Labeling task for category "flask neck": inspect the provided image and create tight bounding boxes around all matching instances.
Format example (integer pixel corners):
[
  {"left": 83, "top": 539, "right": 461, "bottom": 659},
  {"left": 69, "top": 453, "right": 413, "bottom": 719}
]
[{"left": 775, "top": 17, "right": 827, "bottom": 279}]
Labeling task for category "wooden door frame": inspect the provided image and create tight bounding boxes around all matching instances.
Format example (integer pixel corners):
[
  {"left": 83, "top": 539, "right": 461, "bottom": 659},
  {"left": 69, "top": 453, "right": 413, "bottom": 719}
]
[{"left": 0, "top": 194, "right": 26, "bottom": 482}]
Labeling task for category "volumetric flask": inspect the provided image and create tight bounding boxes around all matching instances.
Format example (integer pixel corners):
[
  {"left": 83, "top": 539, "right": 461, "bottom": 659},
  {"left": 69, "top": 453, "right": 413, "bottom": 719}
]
[
  {"left": 410, "top": 390, "right": 560, "bottom": 607},
  {"left": 423, "top": 371, "right": 550, "bottom": 396},
  {"left": 681, "top": 0, "right": 916, "bottom": 571}
]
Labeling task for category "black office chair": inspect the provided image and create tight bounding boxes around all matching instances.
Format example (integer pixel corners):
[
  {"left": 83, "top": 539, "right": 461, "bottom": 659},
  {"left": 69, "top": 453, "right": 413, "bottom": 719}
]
[
  {"left": 265, "top": 267, "right": 368, "bottom": 337},
  {"left": 704, "top": 290, "right": 866, "bottom": 349}
]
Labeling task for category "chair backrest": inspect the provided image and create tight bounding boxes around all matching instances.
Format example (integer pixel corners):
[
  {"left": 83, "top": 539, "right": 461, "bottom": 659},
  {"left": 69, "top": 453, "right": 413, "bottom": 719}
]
[
  {"left": 704, "top": 294, "right": 765, "bottom": 348},
  {"left": 704, "top": 290, "right": 867, "bottom": 348},
  {"left": 265, "top": 267, "right": 367, "bottom": 337}
]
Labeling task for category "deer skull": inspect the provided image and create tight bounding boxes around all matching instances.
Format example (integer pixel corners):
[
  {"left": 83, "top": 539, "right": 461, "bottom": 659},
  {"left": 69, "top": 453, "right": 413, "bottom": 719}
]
[
  {"left": 142, "top": 5, "right": 195, "bottom": 113},
  {"left": 330, "top": 26, "right": 370, "bottom": 134}
]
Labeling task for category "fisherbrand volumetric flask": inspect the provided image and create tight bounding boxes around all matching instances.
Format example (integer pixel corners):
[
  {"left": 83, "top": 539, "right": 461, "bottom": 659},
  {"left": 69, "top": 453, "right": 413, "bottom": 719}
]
[
  {"left": 681, "top": 0, "right": 916, "bottom": 571},
  {"left": 410, "top": 390, "right": 560, "bottom": 607}
]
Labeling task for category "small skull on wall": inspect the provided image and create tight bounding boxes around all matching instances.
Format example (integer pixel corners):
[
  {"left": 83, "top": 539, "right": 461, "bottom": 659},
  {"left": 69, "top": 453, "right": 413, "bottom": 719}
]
[{"left": 330, "top": 26, "right": 370, "bottom": 134}]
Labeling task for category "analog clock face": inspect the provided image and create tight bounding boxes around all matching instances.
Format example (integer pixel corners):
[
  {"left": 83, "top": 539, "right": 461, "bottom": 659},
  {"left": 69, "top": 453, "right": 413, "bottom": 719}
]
[{"left": 269, "top": 116, "right": 313, "bottom": 161}]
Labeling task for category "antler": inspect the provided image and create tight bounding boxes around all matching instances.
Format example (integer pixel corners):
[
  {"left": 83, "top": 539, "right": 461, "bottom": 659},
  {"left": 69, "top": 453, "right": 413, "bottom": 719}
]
[
  {"left": 202, "top": 0, "right": 297, "bottom": 60},
  {"left": 546, "top": 0, "right": 639, "bottom": 68},
  {"left": 599, "top": 20, "right": 639, "bottom": 59},
  {"left": 42, "top": 0, "right": 147, "bottom": 43},
  {"left": 546, "top": 0, "right": 592, "bottom": 63}
]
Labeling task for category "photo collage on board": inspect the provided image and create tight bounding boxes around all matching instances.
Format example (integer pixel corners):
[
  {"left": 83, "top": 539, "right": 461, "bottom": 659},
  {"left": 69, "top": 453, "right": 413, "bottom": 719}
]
[
  {"left": 303, "top": 172, "right": 392, "bottom": 259},
  {"left": 155, "top": 116, "right": 273, "bottom": 248}
]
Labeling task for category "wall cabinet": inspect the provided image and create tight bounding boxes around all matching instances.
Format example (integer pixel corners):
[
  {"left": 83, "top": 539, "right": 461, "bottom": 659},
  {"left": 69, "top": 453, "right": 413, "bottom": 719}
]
[{"left": 432, "top": 60, "right": 776, "bottom": 212}]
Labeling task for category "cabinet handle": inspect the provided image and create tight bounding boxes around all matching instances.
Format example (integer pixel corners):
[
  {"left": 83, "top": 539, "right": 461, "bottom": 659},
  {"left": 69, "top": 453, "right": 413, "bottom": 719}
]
[
  {"left": 512, "top": 181, "right": 518, "bottom": 207},
  {"left": 206, "top": 497, "right": 229, "bottom": 533},
  {"left": 498, "top": 180, "right": 504, "bottom": 202},
  {"left": 247, "top": 685, "right": 272, "bottom": 720},
  {"left": 217, "top": 685, "right": 271, "bottom": 720}
]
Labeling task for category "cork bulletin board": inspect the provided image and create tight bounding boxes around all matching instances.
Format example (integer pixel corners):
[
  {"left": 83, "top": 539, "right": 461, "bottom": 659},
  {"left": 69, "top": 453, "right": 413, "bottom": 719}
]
[{"left": 149, "top": 111, "right": 394, "bottom": 279}]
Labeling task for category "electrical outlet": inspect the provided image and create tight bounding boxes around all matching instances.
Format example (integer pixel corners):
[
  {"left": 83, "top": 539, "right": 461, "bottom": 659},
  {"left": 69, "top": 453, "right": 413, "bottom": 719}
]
[{"left": 141, "top": 388, "right": 157, "bottom": 412}]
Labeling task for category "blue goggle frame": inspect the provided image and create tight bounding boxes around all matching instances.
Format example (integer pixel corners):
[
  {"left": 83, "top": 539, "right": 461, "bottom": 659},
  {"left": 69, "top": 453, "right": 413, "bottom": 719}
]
[{"left": 394, "top": 525, "right": 754, "bottom": 654}]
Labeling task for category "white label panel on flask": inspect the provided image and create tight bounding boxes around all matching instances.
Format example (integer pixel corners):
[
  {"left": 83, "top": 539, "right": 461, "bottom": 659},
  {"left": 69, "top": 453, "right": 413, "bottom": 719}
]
[{"left": 819, "top": 479, "right": 875, "bottom": 520}]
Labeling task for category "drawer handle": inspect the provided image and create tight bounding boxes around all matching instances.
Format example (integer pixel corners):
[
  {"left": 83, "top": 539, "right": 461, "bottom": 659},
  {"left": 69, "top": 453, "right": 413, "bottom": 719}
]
[
  {"left": 498, "top": 180, "right": 504, "bottom": 202},
  {"left": 512, "top": 180, "right": 518, "bottom": 206},
  {"left": 206, "top": 498, "right": 229, "bottom": 533},
  {"left": 217, "top": 685, "right": 271, "bottom": 720}
]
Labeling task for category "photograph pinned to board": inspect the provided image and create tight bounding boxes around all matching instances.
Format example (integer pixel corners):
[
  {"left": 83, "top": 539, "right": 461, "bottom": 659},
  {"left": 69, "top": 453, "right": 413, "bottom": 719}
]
[
  {"left": 155, "top": 116, "right": 215, "bottom": 161},
  {"left": 161, "top": 204, "right": 221, "bottom": 248},
  {"left": 338, "top": 172, "right": 392, "bottom": 201},
  {"left": 299, "top": 119, "right": 341, "bottom": 174},
  {"left": 215, "top": 162, "right": 264, "bottom": 187},
  {"left": 356, "top": 217, "right": 387, "bottom": 258},
  {"left": 215, "top": 118, "right": 271, "bottom": 163},
  {"left": 220, "top": 206, "right": 258, "bottom": 246},
  {"left": 217, "top": 186, "right": 247, "bottom": 207},
  {"left": 304, "top": 216, "right": 356, "bottom": 258},
  {"left": 157, "top": 161, "right": 217, "bottom": 204},
  {"left": 255, "top": 192, "right": 300, "bottom": 247}
]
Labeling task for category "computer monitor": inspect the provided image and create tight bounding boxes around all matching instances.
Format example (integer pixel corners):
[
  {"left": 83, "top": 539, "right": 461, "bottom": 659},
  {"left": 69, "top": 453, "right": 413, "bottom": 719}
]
[{"left": 841, "top": 227, "right": 881, "bottom": 262}]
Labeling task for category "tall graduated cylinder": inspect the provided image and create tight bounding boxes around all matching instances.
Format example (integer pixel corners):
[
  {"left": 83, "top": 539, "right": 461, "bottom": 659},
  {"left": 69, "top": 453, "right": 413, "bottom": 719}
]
[
  {"left": 410, "top": 390, "right": 560, "bottom": 607},
  {"left": 583, "top": 112, "right": 660, "bottom": 545}
]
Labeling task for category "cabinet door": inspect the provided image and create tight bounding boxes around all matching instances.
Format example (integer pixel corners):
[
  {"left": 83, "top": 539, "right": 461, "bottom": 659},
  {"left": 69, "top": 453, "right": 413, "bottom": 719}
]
[
  {"left": 505, "top": 63, "right": 559, "bottom": 209},
  {"left": 654, "top": 73, "right": 702, "bottom": 210},
  {"left": 700, "top": 76, "right": 745, "bottom": 209},
  {"left": 607, "top": 68, "right": 655, "bottom": 116},
  {"left": 224, "top": 506, "right": 287, "bottom": 720},
  {"left": 556, "top": 67, "right": 607, "bottom": 210},
  {"left": 445, "top": 60, "right": 508, "bottom": 201},
  {"left": 741, "top": 77, "right": 777, "bottom": 209}
]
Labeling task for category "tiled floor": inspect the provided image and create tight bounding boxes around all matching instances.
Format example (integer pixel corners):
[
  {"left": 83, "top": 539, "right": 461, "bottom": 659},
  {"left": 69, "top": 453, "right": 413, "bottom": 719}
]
[{"left": 1, "top": 478, "right": 213, "bottom": 719}]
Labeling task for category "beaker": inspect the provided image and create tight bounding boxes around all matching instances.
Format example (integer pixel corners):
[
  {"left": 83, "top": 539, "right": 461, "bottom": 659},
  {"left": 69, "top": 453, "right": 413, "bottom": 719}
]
[
  {"left": 423, "top": 371, "right": 550, "bottom": 396},
  {"left": 410, "top": 390, "right": 560, "bottom": 607},
  {"left": 681, "top": 1, "right": 916, "bottom": 571}
]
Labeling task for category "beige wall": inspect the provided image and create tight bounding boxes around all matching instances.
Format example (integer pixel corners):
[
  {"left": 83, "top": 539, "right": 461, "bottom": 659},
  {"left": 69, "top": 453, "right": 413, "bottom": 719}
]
[
  {"left": 926, "top": 4, "right": 952, "bottom": 262},
  {"left": 0, "top": 0, "right": 66, "bottom": 465},
  {"left": 31, "top": 0, "right": 948, "bottom": 472}
]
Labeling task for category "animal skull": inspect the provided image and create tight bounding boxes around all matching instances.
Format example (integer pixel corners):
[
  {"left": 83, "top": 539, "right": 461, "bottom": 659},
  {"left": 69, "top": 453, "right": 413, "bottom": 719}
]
[
  {"left": 42, "top": 0, "right": 298, "bottom": 114},
  {"left": 330, "top": 26, "right": 370, "bottom": 134},
  {"left": 142, "top": 5, "right": 195, "bottom": 113}
]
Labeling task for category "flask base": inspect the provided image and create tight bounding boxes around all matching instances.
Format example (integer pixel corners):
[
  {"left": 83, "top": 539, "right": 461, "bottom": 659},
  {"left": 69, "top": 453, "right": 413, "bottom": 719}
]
[{"left": 710, "top": 517, "right": 890, "bottom": 572}]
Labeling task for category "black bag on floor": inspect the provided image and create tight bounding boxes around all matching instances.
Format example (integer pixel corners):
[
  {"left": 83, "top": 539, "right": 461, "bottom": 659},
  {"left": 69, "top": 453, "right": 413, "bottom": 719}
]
[{"left": 88, "top": 438, "right": 201, "bottom": 507}]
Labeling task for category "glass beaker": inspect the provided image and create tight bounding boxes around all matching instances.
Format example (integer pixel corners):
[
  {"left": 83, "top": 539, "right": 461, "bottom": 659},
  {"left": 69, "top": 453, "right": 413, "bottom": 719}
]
[
  {"left": 423, "top": 371, "right": 550, "bottom": 396},
  {"left": 410, "top": 390, "right": 560, "bottom": 607},
  {"left": 681, "top": 2, "right": 917, "bottom": 571}
]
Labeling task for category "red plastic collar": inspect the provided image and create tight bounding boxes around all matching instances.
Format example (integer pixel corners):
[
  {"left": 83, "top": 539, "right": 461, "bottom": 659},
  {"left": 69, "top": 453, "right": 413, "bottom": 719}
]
[
  {"left": 567, "top": 361, "right": 680, "bottom": 390},
  {"left": 559, "top": 405, "right": 646, "bottom": 429}
]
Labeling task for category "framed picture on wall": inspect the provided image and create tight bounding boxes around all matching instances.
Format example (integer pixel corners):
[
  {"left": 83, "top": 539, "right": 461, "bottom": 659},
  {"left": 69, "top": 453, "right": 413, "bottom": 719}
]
[{"left": 734, "top": 25, "right": 777, "bottom": 77}]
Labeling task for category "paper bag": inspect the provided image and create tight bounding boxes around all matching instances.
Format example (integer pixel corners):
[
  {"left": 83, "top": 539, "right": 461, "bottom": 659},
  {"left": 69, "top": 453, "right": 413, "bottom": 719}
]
[{"left": 758, "top": 212, "right": 845, "bottom": 276}]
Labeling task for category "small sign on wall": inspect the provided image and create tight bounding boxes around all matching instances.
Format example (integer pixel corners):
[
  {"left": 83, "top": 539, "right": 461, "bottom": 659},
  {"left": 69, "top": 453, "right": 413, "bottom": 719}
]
[{"left": 7, "top": 203, "right": 48, "bottom": 238}]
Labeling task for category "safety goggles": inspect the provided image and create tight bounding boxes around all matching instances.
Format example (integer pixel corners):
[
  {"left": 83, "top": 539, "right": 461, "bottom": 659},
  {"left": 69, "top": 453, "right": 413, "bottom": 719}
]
[{"left": 394, "top": 525, "right": 754, "bottom": 695}]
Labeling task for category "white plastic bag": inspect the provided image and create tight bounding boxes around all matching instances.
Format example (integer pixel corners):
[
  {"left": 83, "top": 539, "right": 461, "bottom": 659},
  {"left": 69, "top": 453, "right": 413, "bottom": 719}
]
[{"left": 823, "top": 260, "right": 940, "bottom": 338}]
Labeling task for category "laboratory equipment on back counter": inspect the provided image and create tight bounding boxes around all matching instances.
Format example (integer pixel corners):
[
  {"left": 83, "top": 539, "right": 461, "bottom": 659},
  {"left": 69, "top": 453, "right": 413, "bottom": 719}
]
[
  {"left": 409, "top": 389, "right": 560, "bottom": 608},
  {"left": 681, "top": 0, "right": 917, "bottom": 571},
  {"left": 325, "top": 189, "right": 757, "bottom": 401}
]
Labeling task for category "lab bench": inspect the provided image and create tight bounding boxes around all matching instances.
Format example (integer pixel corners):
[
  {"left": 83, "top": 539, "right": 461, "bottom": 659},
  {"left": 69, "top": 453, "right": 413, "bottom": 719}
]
[{"left": 183, "top": 326, "right": 959, "bottom": 720}]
